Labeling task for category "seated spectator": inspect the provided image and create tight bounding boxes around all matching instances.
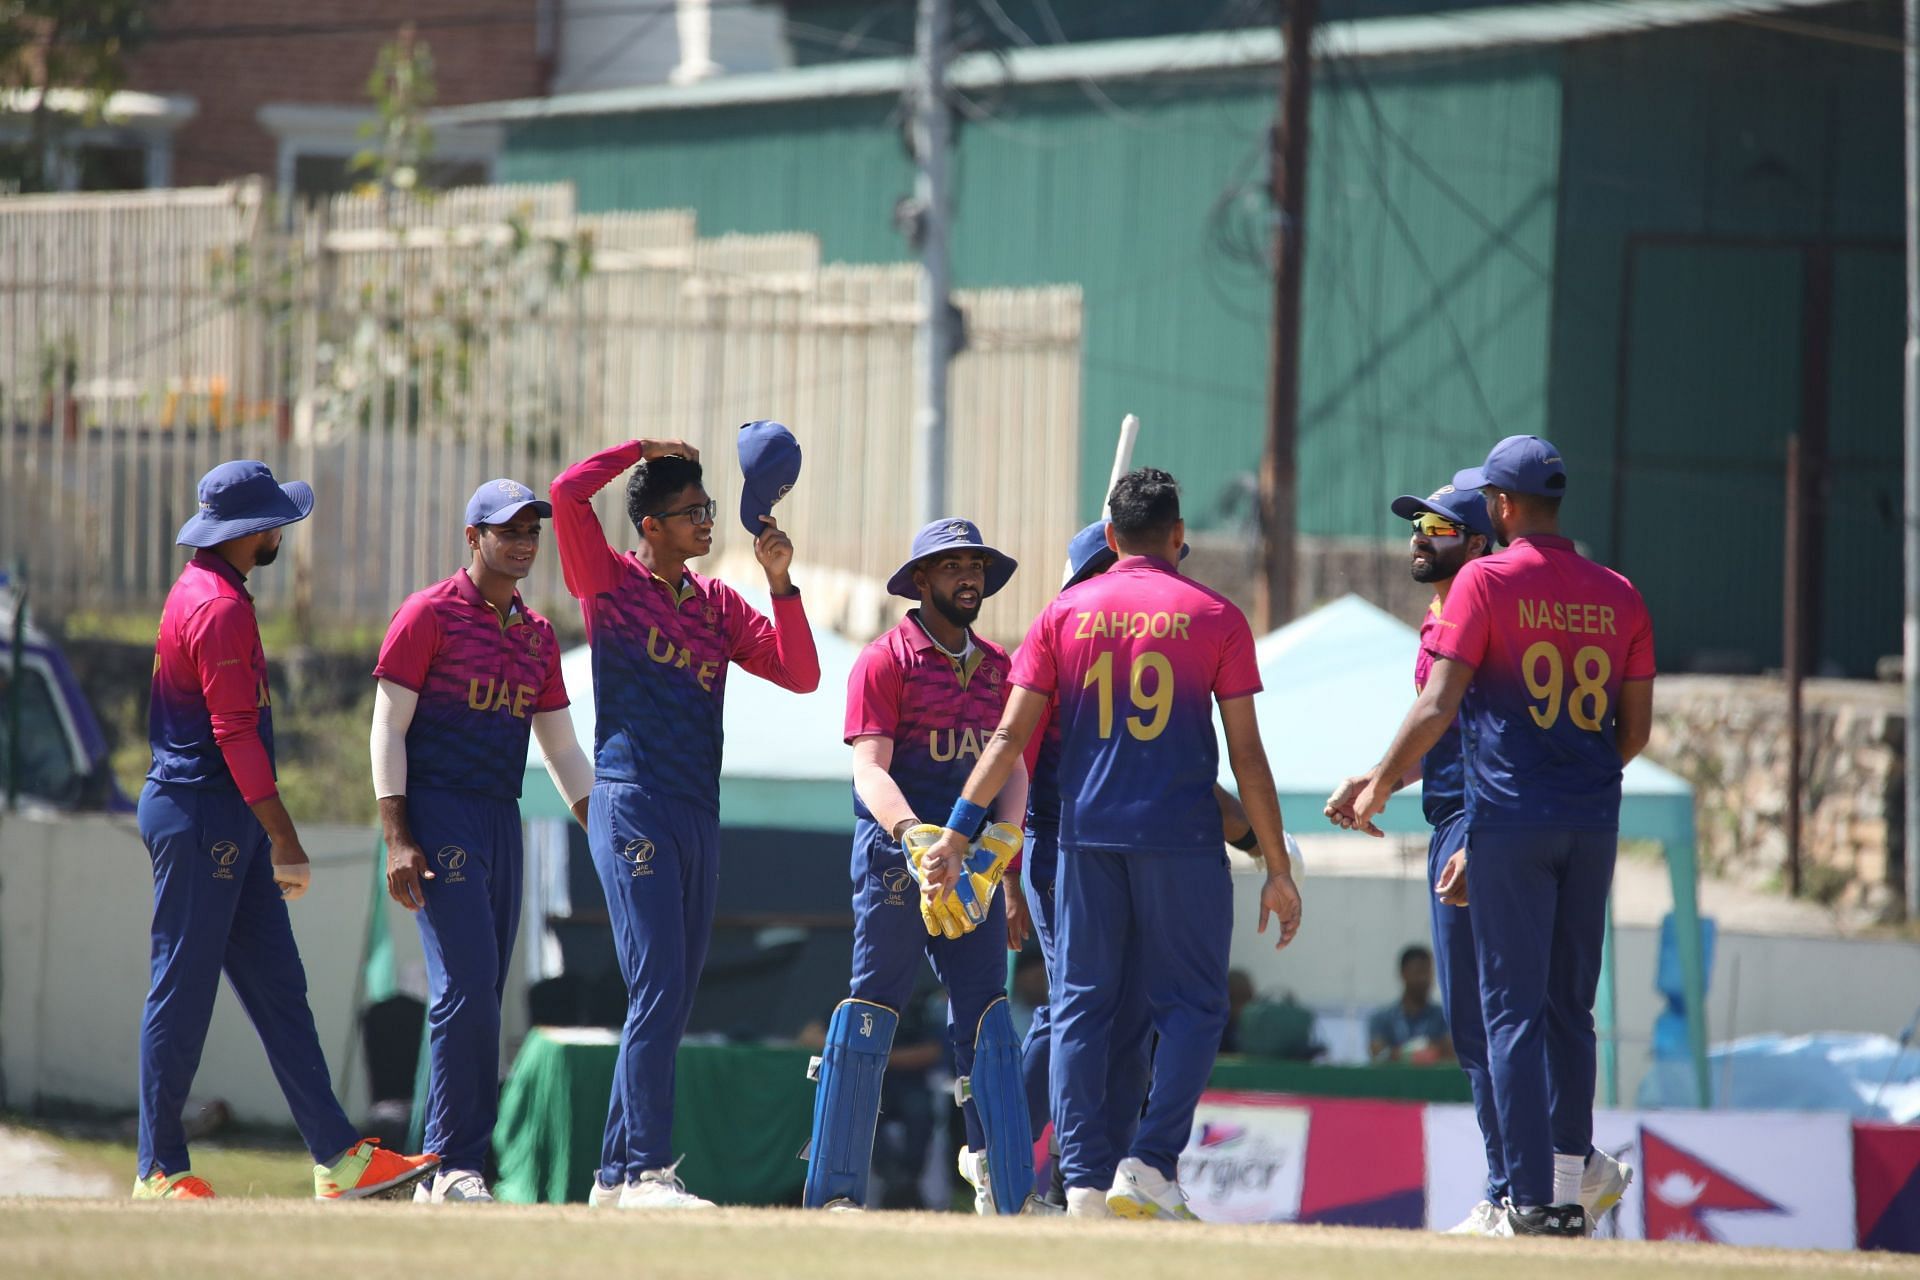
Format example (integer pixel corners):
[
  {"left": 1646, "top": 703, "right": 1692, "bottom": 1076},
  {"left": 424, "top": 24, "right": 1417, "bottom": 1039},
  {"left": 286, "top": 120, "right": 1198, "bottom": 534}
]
[{"left": 1368, "top": 944, "right": 1453, "bottom": 1065}]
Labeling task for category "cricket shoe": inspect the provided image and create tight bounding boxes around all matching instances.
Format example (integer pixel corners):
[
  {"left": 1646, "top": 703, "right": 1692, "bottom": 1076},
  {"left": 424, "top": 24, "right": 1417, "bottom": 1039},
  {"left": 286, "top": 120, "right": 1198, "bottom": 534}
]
[
  {"left": 587, "top": 1177, "right": 624, "bottom": 1209},
  {"left": 1580, "top": 1148, "right": 1633, "bottom": 1230},
  {"left": 1445, "top": 1199, "right": 1512, "bottom": 1237},
  {"left": 314, "top": 1139, "right": 438, "bottom": 1201},
  {"left": 1065, "top": 1186, "right": 1114, "bottom": 1218},
  {"left": 1107, "top": 1157, "right": 1199, "bottom": 1222},
  {"left": 618, "top": 1158, "right": 715, "bottom": 1210},
  {"left": 1505, "top": 1203, "right": 1586, "bottom": 1238},
  {"left": 413, "top": 1168, "right": 493, "bottom": 1203},
  {"left": 133, "top": 1170, "right": 216, "bottom": 1200}
]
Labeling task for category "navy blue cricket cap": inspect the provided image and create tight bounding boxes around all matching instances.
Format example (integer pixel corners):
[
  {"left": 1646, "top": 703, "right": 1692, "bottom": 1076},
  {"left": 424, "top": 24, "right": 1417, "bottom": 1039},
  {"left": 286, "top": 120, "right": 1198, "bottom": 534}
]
[
  {"left": 1389, "top": 484, "right": 1494, "bottom": 541},
  {"left": 887, "top": 518, "right": 1018, "bottom": 600},
  {"left": 1064, "top": 519, "right": 1188, "bottom": 589},
  {"left": 738, "top": 420, "right": 802, "bottom": 535},
  {"left": 1453, "top": 434, "right": 1567, "bottom": 499},
  {"left": 465, "top": 478, "right": 551, "bottom": 527},
  {"left": 176, "top": 459, "right": 315, "bottom": 548}
]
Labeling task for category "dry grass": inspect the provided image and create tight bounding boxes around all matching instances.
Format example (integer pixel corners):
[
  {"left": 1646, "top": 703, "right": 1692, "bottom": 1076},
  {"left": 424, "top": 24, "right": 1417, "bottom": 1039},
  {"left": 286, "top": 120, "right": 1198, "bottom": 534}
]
[{"left": 4, "top": 1201, "right": 1916, "bottom": 1280}]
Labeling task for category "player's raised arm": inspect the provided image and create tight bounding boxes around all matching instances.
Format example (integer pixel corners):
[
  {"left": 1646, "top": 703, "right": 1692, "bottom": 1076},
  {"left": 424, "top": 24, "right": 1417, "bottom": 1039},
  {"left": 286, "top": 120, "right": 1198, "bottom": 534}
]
[{"left": 551, "top": 438, "right": 698, "bottom": 600}]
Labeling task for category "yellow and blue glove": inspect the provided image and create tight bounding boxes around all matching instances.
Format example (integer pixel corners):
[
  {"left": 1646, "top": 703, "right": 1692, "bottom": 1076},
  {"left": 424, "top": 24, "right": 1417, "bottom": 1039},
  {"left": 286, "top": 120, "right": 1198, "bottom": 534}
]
[{"left": 902, "top": 822, "right": 1024, "bottom": 939}]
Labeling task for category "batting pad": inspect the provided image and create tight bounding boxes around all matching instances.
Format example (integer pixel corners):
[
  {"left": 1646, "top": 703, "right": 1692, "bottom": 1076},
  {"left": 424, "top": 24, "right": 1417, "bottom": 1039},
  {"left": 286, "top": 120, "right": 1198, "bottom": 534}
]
[
  {"left": 802, "top": 998, "right": 898, "bottom": 1208},
  {"left": 964, "top": 996, "right": 1034, "bottom": 1213}
]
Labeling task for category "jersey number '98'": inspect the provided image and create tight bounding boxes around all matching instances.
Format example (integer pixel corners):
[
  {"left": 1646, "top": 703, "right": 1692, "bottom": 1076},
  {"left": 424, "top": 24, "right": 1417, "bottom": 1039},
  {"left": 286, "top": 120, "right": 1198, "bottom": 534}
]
[
  {"left": 1522, "top": 641, "right": 1611, "bottom": 731},
  {"left": 1084, "top": 650, "right": 1174, "bottom": 741}
]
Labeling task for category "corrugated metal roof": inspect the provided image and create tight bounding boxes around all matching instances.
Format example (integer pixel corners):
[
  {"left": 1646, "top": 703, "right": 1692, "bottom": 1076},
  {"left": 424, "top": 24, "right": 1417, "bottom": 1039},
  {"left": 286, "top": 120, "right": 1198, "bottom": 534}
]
[{"left": 436, "top": 0, "right": 1847, "bottom": 125}]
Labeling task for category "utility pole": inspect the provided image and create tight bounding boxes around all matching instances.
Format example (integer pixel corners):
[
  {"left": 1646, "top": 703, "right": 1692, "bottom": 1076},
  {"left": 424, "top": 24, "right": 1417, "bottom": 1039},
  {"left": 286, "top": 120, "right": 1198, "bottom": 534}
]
[
  {"left": 910, "top": 0, "right": 954, "bottom": 527},
  {"left": 1257, "top": 0, "right": 1316, "bottom": 631},
  {"left": 1904, "top": 0, "right": 1919, "bottom": 920}
]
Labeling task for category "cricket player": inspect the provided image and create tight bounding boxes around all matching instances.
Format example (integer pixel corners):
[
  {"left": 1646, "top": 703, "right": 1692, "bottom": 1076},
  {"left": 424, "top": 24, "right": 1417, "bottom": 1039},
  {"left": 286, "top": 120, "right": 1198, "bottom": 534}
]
[
  {"left": 370, "top": 479, "right": 595, "bottom": 1203},
  {"left": 1349, "top": 436, "right": 1653, "bottom": 1238},
  {"left": 1020, "top": 521, "right": 1258, "bottom": 1207},
  {"left": 922, "top": 469, "right": 1302, "bottom": 1220},
  {"left": 137, "top": 460, "right": 438, "bottom": 1201},
  {"left": 803, "top": 518, "right": 1039, "bottom": 1215},
  {"left": 552, "top": 432, "right": 820, "bottom": 1209}
]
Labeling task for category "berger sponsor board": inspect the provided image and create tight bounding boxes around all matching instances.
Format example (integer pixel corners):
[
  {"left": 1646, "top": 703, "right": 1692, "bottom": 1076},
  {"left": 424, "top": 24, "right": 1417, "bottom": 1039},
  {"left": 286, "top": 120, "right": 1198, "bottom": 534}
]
[
  {"left": 1425, "top": 1105, "right": 1855, "bottom": 1249},
  {"left": 1179, "top": 1098, "right": 1311, "bottom": 1223}
]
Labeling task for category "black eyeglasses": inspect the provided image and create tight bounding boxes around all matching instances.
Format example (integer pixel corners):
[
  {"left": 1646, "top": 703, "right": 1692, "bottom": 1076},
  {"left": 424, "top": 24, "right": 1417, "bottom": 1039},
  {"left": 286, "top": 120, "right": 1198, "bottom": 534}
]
[{"left": 649, "top": 499, "right": 717, "bottom": 526}]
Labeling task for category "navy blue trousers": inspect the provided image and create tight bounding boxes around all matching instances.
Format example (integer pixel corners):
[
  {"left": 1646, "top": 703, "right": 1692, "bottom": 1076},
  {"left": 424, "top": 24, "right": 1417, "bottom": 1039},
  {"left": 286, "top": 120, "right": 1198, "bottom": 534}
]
[
  {"left": 136, "top": 781, "right": 358, "bottom": 1175},
  {"left": 408, "top": 788, "right": 523, "bottom": 1173},
  {"left": 590, "top": 780, "right": 720, "bottom": 1183},
  {"left": 1052, "top": 846, "right": 1230, "bottom": 1189},
  {"left": 1428, "top": 812, "right": 1507, "bottom": 1204},
  {"left": 1465, "top": 826, "right": 1616, "bottom": 1207}
]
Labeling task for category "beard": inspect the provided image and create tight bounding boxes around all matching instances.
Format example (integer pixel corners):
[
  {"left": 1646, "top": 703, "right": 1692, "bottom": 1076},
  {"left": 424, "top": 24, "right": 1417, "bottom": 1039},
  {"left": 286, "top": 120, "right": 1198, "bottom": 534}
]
[
  {"left": 929, "top": 588, "right": 981, "bottom": 630},
  {"left": 253, "top": 543, "right": 280, "bottom": 566},
  {"left": 1410, "top": 542, "right": 1471, "bottom": 584}
]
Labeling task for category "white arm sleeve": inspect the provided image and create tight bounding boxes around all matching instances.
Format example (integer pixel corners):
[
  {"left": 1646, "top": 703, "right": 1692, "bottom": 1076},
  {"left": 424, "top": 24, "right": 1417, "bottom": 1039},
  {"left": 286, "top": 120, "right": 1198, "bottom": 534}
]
[
  {"left": 532, "top": 708, "right": 595, "bottom": 809},
  {"left": 370, "top": 679, "right": 418, "bottom": 800}
]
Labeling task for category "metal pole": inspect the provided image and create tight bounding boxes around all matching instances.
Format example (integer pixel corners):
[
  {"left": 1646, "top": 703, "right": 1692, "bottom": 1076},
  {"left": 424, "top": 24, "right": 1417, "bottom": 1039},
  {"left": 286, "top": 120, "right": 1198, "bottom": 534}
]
[
  {"left": 1905, "top": 0, "right": 1920, "bottom": 921},
  {"left": 6, "top": 572, "right": 25, "bottom": 812},
  {"left": 911, "top": 0, "right": 953, "bottom": 528},
  {"left": 1257, "top": 0, "right": 1315, "bottom": 631},
  {"left": 1785, "top": 434, "right": 1804, "bottom": 898}
]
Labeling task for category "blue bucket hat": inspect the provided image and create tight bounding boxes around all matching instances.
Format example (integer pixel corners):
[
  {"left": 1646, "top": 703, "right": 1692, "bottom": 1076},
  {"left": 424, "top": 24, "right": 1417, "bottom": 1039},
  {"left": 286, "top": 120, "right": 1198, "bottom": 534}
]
[
  {"left": 1064, "top": 519, "right": 1188, "bottom": 588},
  {"left": 1388, "top": 483, "right": 1495, "bottom": 541},
  {"left": 175, "top": 460, "right": 315, "bottom": 549},
  {"left": 1453, "top": 434, "right": 1567, "bottom": 499},
  {"left": 465, "top": 478, "right": 551, "bottom": 527},
  {"left": 738, "top": 420, "right": 802, "bottom": 534},
  {"left": 887, "top": 518, "right": 1018, "bottom": 600}
]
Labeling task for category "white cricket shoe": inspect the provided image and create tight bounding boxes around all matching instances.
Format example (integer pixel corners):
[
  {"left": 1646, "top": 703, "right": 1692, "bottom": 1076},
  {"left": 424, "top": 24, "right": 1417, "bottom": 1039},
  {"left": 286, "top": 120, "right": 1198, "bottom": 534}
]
[
  {"left": 1445, "top": 1199, "right": 1511, "bottom": 1237},
  {"left": 1065, "top": 1186, "right": 1114, "bottom": 1218},
  {"left": 957, "top": 1148, "right": 995, "bottom": 1216},
  {"left": 618, "top": 1160, "right": 716, "bottom": 1210},
  {"left": 587, "top": 1177, "right": 624, "bottom": 1209},
  {"left": 413, "top": 1168, "right": 492, "bottom": 1203},
  {"left": 823, "top": 1197, "right": 864, "bottom": 1213},
  {"left": 1580, "top": 1148, "right": 1633, "bottom": 1229},
  {"left": 1106, "top": 1156, "right": 1199, "bottom": 1222}
]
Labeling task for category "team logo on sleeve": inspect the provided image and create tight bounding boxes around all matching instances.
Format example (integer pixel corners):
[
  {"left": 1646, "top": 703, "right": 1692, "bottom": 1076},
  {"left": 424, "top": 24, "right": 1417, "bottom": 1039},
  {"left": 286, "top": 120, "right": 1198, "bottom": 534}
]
[
  {"left": 210, "top": 840, "right": 240, "bottom": 880},
  {"left": 881, "top": 866, "right": 913, "bottom": 906},
  {"left": 435, "top": 845, "right": 469, "bottom": 884},
  {"left": 620, "top": 838, "right": 656, "bottom": 878}
]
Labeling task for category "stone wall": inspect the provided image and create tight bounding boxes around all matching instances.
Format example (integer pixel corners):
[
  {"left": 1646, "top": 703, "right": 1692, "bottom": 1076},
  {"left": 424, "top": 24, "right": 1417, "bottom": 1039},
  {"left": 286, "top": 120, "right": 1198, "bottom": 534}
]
[{"left": 1647, "top": 676, "right": 1906, "bottom": 922}]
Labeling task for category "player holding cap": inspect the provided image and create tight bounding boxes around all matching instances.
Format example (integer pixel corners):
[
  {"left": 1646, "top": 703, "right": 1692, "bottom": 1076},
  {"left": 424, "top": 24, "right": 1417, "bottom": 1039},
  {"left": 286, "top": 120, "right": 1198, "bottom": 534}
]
[
  {"left": 803, "top": 517, "right": 1039, "bottom": 1215},
  {"left": 1326, "top": 480, "right": 1509, "bottom": 1231},
  {"left": 370, "top": 479, "right": 593, "bottom": 1203},
  {"left": 921, "top": 469, "right": 1301, "bottom": 1220},
  {"left": 137, "top": 460, "right": 438, "bottom": 1201},
  {"left": 553, "top": 423, "right": 820, "bottom": 1209},
  {"left": 1349, "top": 436, "right": 1653, "bottom": 1238}
]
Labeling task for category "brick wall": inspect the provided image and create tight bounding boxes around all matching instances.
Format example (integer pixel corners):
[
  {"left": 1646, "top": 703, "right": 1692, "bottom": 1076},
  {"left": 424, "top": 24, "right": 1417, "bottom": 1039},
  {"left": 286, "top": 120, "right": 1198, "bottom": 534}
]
[{"left": 123, "top": 0, "right": 545, "bottom": 186}]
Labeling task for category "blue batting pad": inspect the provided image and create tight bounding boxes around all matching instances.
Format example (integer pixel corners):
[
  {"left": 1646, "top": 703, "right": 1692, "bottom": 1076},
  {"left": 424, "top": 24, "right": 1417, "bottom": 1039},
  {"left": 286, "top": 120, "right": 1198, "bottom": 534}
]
[
  {"left": 802, "top": 999, "right": 898, "bottom": 1208},
  {"left": 968, "top": 996, "right": 1034, "bottom": 1213}
]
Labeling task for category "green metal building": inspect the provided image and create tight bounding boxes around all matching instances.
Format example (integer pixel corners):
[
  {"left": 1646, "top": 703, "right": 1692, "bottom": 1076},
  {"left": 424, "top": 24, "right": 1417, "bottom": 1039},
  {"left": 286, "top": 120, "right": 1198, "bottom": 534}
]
[{"left": 445, "top": 0, "right": 1904, "bottom": 676}]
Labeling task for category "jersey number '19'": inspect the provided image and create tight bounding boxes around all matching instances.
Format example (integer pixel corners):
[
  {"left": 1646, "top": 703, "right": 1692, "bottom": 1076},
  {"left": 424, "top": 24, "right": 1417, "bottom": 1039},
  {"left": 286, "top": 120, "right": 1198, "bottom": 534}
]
[
  {"left": 1084, "top": 650, "right": 1173, "bottom": 741},
  {"left": 1522, "top": 641, "right": 1610, "bottom": 732}
]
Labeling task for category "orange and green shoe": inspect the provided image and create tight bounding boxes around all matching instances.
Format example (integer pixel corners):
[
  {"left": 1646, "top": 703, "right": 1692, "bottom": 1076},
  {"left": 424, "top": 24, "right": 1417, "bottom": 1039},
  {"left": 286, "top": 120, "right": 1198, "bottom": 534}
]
[
  {"left": 314, "top": 1139, "right": 438, "bottom": 1201},
  {"left": 133, "top": 1170, "right": 216, "bottom": 1200}
]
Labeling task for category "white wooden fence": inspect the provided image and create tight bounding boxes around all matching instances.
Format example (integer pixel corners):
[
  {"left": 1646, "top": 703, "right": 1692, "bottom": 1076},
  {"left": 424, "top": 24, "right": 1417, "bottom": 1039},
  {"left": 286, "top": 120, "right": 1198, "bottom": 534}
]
[{"left": 0, "top": 182, "right": 1082, "bottom": 641}]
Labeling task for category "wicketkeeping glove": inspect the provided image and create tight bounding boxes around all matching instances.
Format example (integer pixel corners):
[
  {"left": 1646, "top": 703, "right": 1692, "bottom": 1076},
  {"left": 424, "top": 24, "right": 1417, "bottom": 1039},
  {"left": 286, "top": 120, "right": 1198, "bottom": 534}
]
[{"left": 901, "top": 822, "right": 1024, "bottom": 940}]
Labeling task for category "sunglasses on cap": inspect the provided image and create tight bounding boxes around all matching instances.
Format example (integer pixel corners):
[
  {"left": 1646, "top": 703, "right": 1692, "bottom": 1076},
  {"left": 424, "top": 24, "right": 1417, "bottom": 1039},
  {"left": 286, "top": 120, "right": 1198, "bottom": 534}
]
[{"left": 1410, "top": 513, "right": 1465, "bottom": 539}]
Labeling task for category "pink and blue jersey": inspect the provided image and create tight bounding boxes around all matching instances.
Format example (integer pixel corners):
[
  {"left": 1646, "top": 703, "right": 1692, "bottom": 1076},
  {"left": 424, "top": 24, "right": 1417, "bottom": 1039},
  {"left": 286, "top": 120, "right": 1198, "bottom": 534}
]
[
  {"left": 844, "top": 613, "right": 1013, "bottom": 823},
  {"left": 1415, "top": 603, "right": 1467, "bottom": 827},
  {"left": 372, "top": 570, "right": 569, "bottom": 797},
  {"left": 1010, "top": 555, "right": 1261, "bottom": 856},
  {"left": 1428, "top": 534, "right": 1655, "bottom": 831},
  {"left": 552, "top": 442, "right": 821, "bottom": 811},
  {"left": 147, "top": 551, "right": 278, "bottom": 804}
]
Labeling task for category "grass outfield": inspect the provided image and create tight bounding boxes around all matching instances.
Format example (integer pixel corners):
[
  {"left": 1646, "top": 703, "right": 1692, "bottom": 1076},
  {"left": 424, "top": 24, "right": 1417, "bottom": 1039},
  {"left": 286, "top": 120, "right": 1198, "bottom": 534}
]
[{"left": 6, "top": 1202, "right": 1917, "bottom": 1280}]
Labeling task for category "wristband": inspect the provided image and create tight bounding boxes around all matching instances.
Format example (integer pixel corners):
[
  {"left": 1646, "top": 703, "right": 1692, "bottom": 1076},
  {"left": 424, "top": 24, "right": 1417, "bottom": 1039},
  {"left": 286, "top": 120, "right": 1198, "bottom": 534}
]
[
  {"left": 945, "top": 797, "right": 990, "bottom": 840},
  {"left": 1228, "top": 828, "right": 1260, "bottom": 852}
]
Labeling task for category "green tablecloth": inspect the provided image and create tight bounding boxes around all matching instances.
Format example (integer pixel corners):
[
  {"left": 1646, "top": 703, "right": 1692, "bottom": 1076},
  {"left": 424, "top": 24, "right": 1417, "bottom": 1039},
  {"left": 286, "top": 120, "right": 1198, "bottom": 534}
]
[
  {"left": 492, "top": 1029, "right": 1472, "bottom": 1205},
  {"left": 493, "top": 1029, "right": 817, "bottom": 1206}
]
